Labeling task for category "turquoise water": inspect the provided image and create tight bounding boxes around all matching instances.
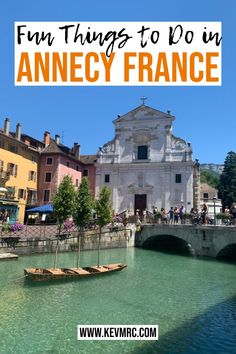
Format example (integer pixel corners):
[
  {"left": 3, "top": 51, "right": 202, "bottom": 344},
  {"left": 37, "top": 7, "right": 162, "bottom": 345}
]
[{"left": 1, "top": 248, "right": 236, "bottom": 353}]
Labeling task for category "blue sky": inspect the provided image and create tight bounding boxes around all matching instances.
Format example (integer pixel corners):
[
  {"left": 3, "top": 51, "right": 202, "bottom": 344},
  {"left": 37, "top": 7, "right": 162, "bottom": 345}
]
[{"left": 0, "top": 0, "right": 235, "bottom": 164}]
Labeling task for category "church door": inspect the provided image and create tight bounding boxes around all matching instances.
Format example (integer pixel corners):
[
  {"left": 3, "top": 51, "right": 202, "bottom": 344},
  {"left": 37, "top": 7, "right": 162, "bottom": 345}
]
[{"left": 134, "top": 194, "right": 147, "bottom": 216}]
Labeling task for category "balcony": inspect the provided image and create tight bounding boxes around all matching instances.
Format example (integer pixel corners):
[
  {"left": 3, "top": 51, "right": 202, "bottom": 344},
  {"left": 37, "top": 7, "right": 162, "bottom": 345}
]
[{"left": 0, "top": 186, "right": 16, "bottom": 201}]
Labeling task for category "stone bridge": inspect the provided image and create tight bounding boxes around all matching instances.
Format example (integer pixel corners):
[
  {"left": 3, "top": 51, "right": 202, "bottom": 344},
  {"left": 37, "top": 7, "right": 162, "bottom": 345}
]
[{"left": 135, "top": 224, "right": 236, "bottom": 258}]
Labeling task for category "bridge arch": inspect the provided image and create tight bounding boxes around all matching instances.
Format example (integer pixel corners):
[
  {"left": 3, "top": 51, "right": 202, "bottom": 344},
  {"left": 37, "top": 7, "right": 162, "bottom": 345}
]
[
  {"left": 142, "top": 234, "right": 195, "bottom": 256},
  {"left": 136, "top": 224, "right": 236, "bottom": 258},
  {"left": 216, "top": 243, "right": 236, "bottom": 260}
]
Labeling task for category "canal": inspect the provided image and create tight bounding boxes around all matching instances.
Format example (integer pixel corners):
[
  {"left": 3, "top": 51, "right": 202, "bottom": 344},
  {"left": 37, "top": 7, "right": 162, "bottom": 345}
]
[{"left": 1, "top": 248, "right": 236, "bottom": 353}]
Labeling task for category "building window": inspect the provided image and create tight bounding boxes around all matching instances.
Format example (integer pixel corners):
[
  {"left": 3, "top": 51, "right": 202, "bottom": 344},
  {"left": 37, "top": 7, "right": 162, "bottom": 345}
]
[
  {"left": 27, "top": 190, "right": 37, "bottom": 205},
  {"left": 203, "top": 193, "right": 209, "bottom": 199},
  {"left": 83, "top": 169, "right": 88, "bottom": 177},
  {"left": 46, "top": 157, "right": 53, "bottom": 165},
  {"left": 32, "top": 155, "right": 36, "bottom": 163},
  {"left": 66, "top": 161, "right": 70, "bottom": 167},
  {"left": 137, "top": 145, "right": 148, "bottom": 160},
  {"left": 0, "top": 140, "right": 4, "bottom": 148},
  {"left": 75, "top": 179, "right": 79, "bottom": 187},
  {"left": 45, "top": 172, "right": 52, "bottom": 182},
  {"left": 28, "top": 170, "right": 37, "bottom": 182},
  {"left": 0, "top": 160, "right": 3, "bottom": 172},
  {"left": 7, "top": 163, "right": 18, "bottom": 177},
  {"left": 18, "top": 189, "right": 26, "bottom": 199},
  {"left": 175, "top": 174, "right": 182, "bottom": 183},
  {"left": 43, "top": 189, "right": 50, "bottom": 202},
  {"left": 105, "top": 174, "right": 110, "bottom": 183},
  {"left": 8, "top": 144, "right": 18, "bottom": 153},
  {"left": 76, "top": 165, "right": 79, "bottom": 171}
]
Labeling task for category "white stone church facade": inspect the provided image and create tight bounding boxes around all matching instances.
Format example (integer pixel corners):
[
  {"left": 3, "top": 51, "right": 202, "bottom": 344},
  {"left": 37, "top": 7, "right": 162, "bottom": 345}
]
[{"left": 95, "top": 104, "right": 200, "bottom": 214}]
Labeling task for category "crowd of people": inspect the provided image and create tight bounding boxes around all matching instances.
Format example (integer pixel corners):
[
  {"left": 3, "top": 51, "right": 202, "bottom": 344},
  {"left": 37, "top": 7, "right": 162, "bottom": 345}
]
[
  {"left": 148, "top": 202, "right": 236, "bottom": 225},
  {"left": 152, "top": 205, "right": 191, "bottom": 224},
  {"left": 221, "top": 202, "right": 236, "bottom": 225}
]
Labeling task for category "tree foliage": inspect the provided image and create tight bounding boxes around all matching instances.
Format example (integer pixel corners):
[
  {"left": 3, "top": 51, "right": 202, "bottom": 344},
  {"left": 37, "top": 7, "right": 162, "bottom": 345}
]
[
  {"left": 73, "top": 177, "right": 93, "bottom": 268},
  {"left": 52, "top": 175, "right": 75, "bottom": 269},
  {"left": 200, "top": 170, "right": 219, "bottom": 189},
  {"left": 218, "top": 151, "right": 236, "bottom": 208},
  {"left": 53, "top": 175, "right": 76, "bottom": 228},
  {"left": 73, "top": 177, "right": 93, "bottom": 229},
  {"left": 95, "top": 186, "right": 113, "bottom": 227},
  {"left": 95, "top": 186, "right": 113, "bottom": 267}
]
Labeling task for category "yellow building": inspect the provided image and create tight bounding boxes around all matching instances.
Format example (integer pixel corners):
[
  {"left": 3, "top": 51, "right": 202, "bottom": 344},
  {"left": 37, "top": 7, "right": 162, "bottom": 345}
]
[{"left": 0, "top": 118, "right": 43, "bottom": 223}]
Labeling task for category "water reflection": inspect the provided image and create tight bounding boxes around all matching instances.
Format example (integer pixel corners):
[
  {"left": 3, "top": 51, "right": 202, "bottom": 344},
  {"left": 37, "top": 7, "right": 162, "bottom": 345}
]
[
  {"left": 1, "top": 248, "right": 236, "bottom": 353},
  {"left": 217, "top": 243, "right": 236, "bottom": 261},
  {"left": 130, "top": 294, "right": 236, "bottom": 354}
]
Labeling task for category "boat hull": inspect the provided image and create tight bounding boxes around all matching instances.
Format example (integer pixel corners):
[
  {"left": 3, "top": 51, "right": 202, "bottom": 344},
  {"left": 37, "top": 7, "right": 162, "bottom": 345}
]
[{"left": 24, "top": 263, "right": 127, "bottom": 282}]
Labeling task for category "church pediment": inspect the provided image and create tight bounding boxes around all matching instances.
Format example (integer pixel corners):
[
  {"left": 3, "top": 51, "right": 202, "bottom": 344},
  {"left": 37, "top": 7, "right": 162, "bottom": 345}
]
[{"left": 113, "top": 104, "right": 175, "bottom": 124}]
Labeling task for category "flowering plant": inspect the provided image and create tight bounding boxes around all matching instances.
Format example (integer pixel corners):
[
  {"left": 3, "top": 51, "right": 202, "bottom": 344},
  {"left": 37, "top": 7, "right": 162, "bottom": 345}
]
[
  {"left": 108, "top": 215, "right": 124, "bottom": 230},
  {"left": 113, "top": 215, "right": 122, "bottom": 223},
  {"left": 10, "top": 223, "right": 24, "bottom": 232},
  {"left": 63, "top": 220, "right": 75, "bottom": 231}
]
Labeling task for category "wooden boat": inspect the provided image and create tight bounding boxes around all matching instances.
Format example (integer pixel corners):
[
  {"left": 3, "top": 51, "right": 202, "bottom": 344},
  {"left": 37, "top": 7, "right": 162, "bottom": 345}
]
[{"left": 24, "top": 263, "right": 127, "bottom": 282}]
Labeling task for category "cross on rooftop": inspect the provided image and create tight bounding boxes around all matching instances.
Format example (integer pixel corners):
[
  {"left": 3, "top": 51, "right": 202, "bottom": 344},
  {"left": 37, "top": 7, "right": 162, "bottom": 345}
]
[{"left": 141, "top": 97, "right": 147, "bottom": 105}]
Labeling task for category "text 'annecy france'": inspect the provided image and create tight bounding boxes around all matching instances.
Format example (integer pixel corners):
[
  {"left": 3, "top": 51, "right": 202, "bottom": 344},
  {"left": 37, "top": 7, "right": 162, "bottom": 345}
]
[{"left": 15, "top": 22, "right": 222, "bottom": 86}]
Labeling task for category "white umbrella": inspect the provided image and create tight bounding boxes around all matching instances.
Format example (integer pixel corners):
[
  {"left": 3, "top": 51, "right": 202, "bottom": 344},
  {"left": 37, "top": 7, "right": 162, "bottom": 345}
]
[{"left": 0, "top": 187, "right": 8, "bottom": 192}]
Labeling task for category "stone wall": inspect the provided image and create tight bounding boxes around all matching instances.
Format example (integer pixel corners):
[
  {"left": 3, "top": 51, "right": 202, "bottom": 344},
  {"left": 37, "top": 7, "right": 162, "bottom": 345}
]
[{"left": 0, "top": 226, "right": 136, "bottom": 255}]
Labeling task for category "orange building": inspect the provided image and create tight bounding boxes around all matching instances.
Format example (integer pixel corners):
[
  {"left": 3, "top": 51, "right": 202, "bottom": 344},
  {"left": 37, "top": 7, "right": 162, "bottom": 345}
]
[{"left": 0, "top": 118, "right": 44, "bottom": 223}]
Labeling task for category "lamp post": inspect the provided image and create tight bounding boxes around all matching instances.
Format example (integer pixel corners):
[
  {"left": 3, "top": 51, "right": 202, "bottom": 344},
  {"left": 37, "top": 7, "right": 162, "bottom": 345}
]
[{"left": 213, "top": 197, "right": 217, "bottom": 225}]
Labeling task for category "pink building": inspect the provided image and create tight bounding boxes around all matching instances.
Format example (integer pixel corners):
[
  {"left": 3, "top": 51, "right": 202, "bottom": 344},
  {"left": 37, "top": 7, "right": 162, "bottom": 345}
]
[{"left": 38, "top": 132, "right": 82, "bottom": 205}]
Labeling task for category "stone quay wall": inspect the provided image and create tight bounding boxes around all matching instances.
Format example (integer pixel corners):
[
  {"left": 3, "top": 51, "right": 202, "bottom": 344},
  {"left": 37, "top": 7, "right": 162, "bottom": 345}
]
[{"left": 0, "top": 226, "right": 136, "bottom": 255}]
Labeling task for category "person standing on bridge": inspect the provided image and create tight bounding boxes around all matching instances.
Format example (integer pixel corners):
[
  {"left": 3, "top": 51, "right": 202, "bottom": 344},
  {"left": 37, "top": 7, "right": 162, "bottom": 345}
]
[
  {"left": 201, "top": 203, "right": 208, "bottom": 225},
  {"left": 161, "top": 208, "right": 167, "bottom": 224},
  {"left": 231, "top": 202, "right": 236, "bottom": 225},
  {"left": 174, "top": 207, "right": 179, "bottom": 224},
  {"left": 168, "top": 207, "right": 174, "bottom": 224},
  {"left": 179, "top": 205, "right": 186, "bottom": 224}
]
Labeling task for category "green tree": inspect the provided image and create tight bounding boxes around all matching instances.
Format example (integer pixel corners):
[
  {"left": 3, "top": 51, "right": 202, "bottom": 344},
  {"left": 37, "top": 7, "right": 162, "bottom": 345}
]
[
  {"left": 218, "top": 151, "right": 236, "bottom": 208},
  {"left": 53, "top": 175, "right": 76, "bottom": 268},
  {"left": 95, "top": 186, "right": 113, "bottom": 266},
  {"left": 73, "top": 177, "right": 94, "bottom": 268},
  {"left": 200, "top": 170, "right": 219, "bottom": 189}
]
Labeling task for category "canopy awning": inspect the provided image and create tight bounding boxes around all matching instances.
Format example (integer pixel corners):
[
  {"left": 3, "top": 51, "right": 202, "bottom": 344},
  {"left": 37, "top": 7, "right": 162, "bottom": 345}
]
[
  {"left": 26, "top": 204, "right": 53, "bottom": 213},
  {"left": 0, "top": 199, "right": 19, "bottom": 205}
]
